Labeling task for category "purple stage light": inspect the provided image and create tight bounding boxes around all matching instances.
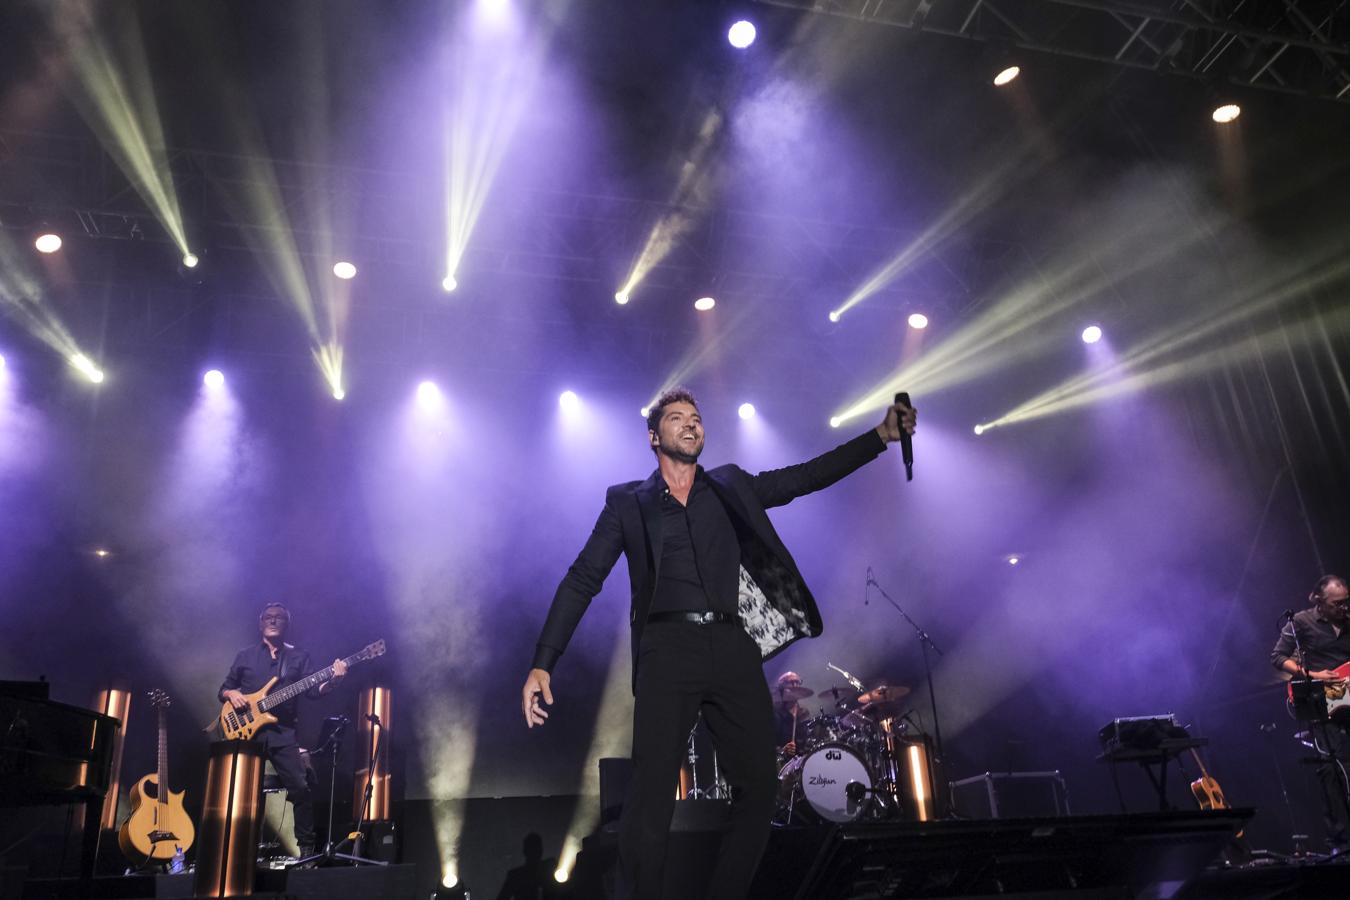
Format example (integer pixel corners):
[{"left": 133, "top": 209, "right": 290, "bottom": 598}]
[
  {"left": 727, "top": 20, "right": 756, "bottom": 49},
  {"left": 1081, "top": 325, "right": 1103, "bottom": 344},
  {"left": 203, "top": 369, "right": 225, "bottom": 389}
]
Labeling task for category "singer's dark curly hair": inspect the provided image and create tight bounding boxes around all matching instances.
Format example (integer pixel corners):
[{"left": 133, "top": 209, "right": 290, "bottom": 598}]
[{"left": 645, "top": 386, "right": 699, "bottom": 435}]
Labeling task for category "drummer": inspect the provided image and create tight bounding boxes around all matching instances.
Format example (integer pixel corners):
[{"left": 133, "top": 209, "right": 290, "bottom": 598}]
[{"left": 772, "top": 671, "right": 811, "bottom": 758}]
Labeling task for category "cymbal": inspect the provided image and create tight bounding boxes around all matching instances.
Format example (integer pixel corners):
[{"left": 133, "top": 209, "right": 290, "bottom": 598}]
[
  {"left": 818, "top": 685, "right": 862, "bottom": 709},
  {"left": 772, "top": 684, "right": 814, "bottom": 701},
  {"left": 857, "top": 684, "right": 911, "bottom": 705}
]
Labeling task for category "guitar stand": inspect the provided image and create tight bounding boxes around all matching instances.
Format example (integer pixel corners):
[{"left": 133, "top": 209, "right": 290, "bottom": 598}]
[{"left": 292, "top": 716, "right": 386, "bottom": 868}]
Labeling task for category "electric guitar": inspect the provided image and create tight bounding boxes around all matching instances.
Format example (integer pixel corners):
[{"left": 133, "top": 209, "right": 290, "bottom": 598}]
[
  {"left": 118, "top": 690, "right": 196, "bottom": 866},
  {"left": 1188, "top": 748, "right": 1243, "bottom": 838},
  {"left": 1286, "top": 660, "right": 1350, "bottom": 718},
  {"left": 219, "top": 639, "right": 386, "bottom": 741}
]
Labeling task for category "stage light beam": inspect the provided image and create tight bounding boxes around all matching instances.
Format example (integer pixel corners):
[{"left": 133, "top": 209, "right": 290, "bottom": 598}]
[
  {"left": 182, "top": 252, "right": 200, "bottom": 269},
  {"left": 994, "top": 66, "right": 1021, "bottom": 86},
  {"left": 1212, "top": 104, "right": 1241, "bottom": 124},
  {"left": 615, "top": 291, "right": 630, "bottom": 306},
  {"left": 333, "top": 261, "right": 357, "bottom": 280},
  {"left": 203, "top": 369, "right": 225, "bottom": 389},
  {"left": 694, "top": 296, "right": 716, "bottom": 311},
  {"left": 908, "top": 313, "right": 929, "bottom": 329},
  {"left": 738, "top": 402, "right": 756, "bottom": 420},
  {"left": 35, "top": 233, "right": 62, "bottom": 254},
  {"left": 1081, "top": 325, "right": 1103, "bottom": 344},
  {"left": 559, "top": 390, "right": 579, "bottom": 411},
  {"left": 442, "top": 275, "right": 458, "bottom": 293},
  {"left": 70, "top": 353, "right": 105, "bottom": 384}
]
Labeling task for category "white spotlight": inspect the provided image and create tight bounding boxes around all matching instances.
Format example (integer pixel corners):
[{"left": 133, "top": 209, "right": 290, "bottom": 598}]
[
  {"left": 0, "top": 354, "right": 6, "bottom": 369},
  {"left": 1211, "top": 103, "right": 1241, "bottom": 124},
  {"left": 727, "top": 20, "right": 756, "bottom": 49},
  {"left": 694, "top": 296, "right": 716, "bottom": 311},
  {"left": 559, "top": 390, "right": 579, "bottom": 411},
  {"left": 203, "top": 369, "right": 225, "bottom": 388},
  {"left": 828, "top": 311, "right": 841, "bottom": 323},
  {"left": 1081, "top": 325, "right": 1103, "bottom": 344},
  {"left": 417, "top": 380, "right": 442, "bottom": 407},
  {"left": 442, "top": 275, "right": 458, "bottom": 293},
  {"left": 640, "top": 406, "right": 650, "bottom": 418},
  {"left": 614, "top": 291, "right": 630, "bottom": 305},
  {"left": 993, "top": 65, "right": 1021, "bottom": 86},
  {"left": 333, "top": 261, "right": 358, "bottom": 280},
  {"left": 35, "top": 233, "right": 62, "bottom": 254},
  {"left": 1007, "top": 555, "right": 1021, "bottom": 566},
  {"left": 828, "top": 416, "right": 841, "bottom": 429},
  {"left": 182, "top": 252, "right": 200, "bottom": 269},
  {"left": 70, "top": 353, "right": 105, "bottom": 384},
  {"left": 907, "top": 313, "right": 929, "bottom": 329},
  {"left": 332, "top": 386, "right": 346, "bottom": 401},
  {"left": 738, "top": 402, "right": 756, "bottom": 420},
  {"left": 973, "top": 424, "right": 985, "bottom": 435}
]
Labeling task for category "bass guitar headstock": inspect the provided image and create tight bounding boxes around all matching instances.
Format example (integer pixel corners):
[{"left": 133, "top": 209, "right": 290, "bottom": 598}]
[
  {"left": 357, "top": 639, "right": 387, "bottom": 661},
  {"left": 147, "top": 688, "right": 172, "bottom": 709}
]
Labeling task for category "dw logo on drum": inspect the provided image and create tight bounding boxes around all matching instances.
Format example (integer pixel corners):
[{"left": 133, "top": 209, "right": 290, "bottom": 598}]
[{"left": 825, "top": 750, "right": 841, "bottom": 760}]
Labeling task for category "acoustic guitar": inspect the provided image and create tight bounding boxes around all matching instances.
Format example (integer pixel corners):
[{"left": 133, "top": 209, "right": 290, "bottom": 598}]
[
  {"left": 219, "top": 639, "right": 386, "bottom": 741},
  {"left": 118, "top": 690, "right": 195, "bottom": 866},
  {"left": 1188, "top": 748, "right": 1243, "bottom": 838}
]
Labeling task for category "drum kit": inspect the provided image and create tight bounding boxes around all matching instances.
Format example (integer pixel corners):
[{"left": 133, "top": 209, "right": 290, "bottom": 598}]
[{"left": 771, "top": 671, "right": 935, "bottom": 825}]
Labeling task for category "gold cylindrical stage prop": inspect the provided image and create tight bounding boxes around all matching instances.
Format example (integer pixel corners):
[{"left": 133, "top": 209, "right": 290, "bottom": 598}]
[
  {"left": 194, "top": 741, "right": 264, "bottom": 897},
  {"left": 93, "top": 688, "right": 132, "bottom": 831},
  {"left": 353, "top": 686, "right": 392, "bottom": 821}
]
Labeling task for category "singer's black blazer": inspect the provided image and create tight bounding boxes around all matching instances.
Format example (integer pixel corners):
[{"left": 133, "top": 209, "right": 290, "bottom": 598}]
[{"left": 532, "top": 429, "right": 888, "bottom": 688}]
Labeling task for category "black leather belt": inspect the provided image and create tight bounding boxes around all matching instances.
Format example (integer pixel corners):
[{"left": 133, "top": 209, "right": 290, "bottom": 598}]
[{"left": 647, "top": 610, "right": 737, "bottom": 625}]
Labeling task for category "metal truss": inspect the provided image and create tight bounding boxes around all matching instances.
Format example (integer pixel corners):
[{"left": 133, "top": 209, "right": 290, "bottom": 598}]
[
  {"left": 753, "top": 0, "right": 1350, "bottom": 103},
  {"left": 0, "top": 129, "right": 1030, "bottom": 325}
]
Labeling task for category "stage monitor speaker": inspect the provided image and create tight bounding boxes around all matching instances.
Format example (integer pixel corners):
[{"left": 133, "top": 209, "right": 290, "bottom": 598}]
[{"left": 790, "top": 810, "right": 1250, "bottom": 900}]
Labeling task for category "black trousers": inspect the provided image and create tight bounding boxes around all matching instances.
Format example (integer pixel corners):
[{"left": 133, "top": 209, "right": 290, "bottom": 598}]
[
  {"left": 260, "top": 727, "right": 316, "bottom": 848},
  {"left": 619, "top": 621, "right": 778, "bottom": 900},
  {"left": 1314, "top": 720, "right": 1350, "bottom": 850}
]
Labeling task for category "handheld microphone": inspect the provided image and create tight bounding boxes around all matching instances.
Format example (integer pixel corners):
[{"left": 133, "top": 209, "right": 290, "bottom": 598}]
[
  {"left": 1279, "top": 609, "right": 1295, "bottom": 625},
  {"left": 895, "top": 392, "right": 913, "bottom": 482}
]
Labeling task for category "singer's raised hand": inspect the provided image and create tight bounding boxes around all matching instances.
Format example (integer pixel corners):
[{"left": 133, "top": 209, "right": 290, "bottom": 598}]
[{"left": 875, "top": 400, "right": 917, "bottom": 443}]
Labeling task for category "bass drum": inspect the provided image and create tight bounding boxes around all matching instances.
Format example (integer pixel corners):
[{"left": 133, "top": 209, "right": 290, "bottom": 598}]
[{"left": 777, "top": 742, "right": 873, "bottom": 823}]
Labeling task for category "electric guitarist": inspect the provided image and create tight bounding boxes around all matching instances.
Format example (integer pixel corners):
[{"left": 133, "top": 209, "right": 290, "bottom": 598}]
[
  {"left": 1271, "top": 574, "right": 1350, "bottom": 855},
  {"left": 219, "top": 602, "right": 347, "bottom": 858}
]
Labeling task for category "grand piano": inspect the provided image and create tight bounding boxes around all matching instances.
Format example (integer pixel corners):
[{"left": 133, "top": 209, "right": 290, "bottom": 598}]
[{"left": 1, "top": 681, "right": 120, "bottom": 890}]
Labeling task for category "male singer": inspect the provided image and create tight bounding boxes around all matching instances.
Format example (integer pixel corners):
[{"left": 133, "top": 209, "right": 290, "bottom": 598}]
[{"left": 521, "top": 387, "right": 915, "bottom": 898}]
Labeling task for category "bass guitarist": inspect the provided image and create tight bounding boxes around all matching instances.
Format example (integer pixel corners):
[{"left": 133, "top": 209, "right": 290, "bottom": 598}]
[
  {"left": 1272, "top": 574, "right": 1350, "bottom": 854},
  {"left": 219, "top": 603, "right": 347, "bottom": 858}
]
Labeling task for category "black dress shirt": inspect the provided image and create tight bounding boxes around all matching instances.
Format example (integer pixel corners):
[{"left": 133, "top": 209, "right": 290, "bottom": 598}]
[
  {"left": 648, "top": 471, "right": 740, "bottom": 615},
  {"left": 1272, "top": 608, "right": 1350, "bottom": 673},
  {"left": 218, "top": 642, "right": 317, "bottom": 730}
]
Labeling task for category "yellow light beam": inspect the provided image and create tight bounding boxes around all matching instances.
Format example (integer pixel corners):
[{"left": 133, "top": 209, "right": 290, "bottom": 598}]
[
  {"left": 50, "top": 0, "right": 189, "bottom": 254},
  {"left": 555, "top": 631, "right": 633, "bottom": 881},
  {"left": 981, "top": 249, "right": 1350, "bottom": 431},
  {"left": 616, "top": 110, "right": 724, "bottom": 301}
]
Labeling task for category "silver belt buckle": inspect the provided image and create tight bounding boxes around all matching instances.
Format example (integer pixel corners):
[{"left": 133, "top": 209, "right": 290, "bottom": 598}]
[{"left": 697, "top": 611, "right": 713, "bottom": 624}]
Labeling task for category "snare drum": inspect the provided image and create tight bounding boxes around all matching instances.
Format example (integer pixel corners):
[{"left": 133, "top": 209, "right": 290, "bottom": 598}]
[{"left": 777, "top": 742, "right": 874, "bottom": 823}]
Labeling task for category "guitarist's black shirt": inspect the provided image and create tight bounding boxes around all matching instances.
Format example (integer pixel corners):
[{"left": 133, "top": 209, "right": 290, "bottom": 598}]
[
  {"left": 1272, "top": 608, "right": 1350, "bottom": 674},
  {"left": 218, "top": 642, "right": 317, "bottom": 730}
]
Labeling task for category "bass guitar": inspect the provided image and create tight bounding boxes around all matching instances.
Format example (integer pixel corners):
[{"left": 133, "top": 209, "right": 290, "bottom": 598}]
[
  {"left": 118, "top": 690, "right": 195, "bottom": 866},
  {"left": 219, "top": 639, "right": 386, "bottom": 741}
]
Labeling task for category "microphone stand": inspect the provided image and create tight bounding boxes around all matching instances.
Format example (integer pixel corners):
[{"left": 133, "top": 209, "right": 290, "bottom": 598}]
[
  {"left": 867, "top": 573, "right": 945, "bottom": 767},
  {"left": 333, "top": 715, "right": 387, "bottom": 866}
]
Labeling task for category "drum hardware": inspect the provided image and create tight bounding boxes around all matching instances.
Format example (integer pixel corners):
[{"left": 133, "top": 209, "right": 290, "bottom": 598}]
[
  {"left": 818, "top": 685, "right": 862, "bottom": 711},
  {"left": 678, "top": 712, "right": 729, "bottom": 801}
]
